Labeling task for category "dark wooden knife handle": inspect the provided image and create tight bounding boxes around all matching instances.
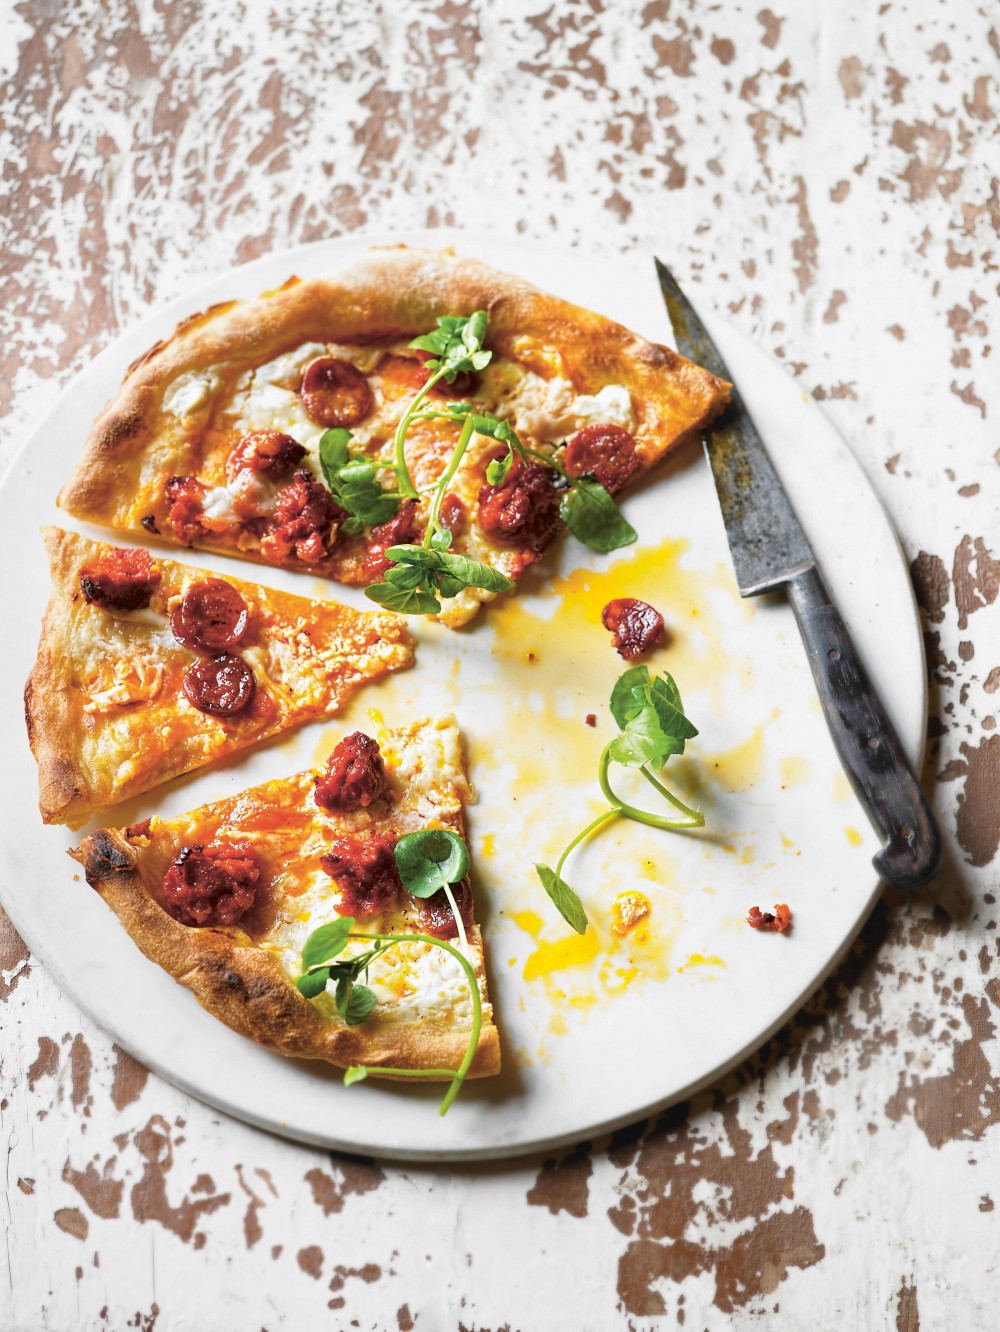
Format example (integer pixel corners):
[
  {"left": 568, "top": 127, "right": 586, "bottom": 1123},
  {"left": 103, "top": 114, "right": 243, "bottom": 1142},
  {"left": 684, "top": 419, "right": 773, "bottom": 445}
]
[{"left": 786, "top": 566, "right": 941, "bottom": 890}]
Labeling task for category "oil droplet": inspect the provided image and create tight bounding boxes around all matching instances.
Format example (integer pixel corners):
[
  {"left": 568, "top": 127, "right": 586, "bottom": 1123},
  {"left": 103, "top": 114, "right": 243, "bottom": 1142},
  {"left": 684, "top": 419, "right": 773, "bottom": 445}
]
[
  {"left": 845, "top": 825, "right": 863, "bottom": 846},
  {"left": 678, "top": 952, "right": 726, "bottom": 973},
  {"left": 523, "top": 929, "right": 601, "bottom": 980},
  {"left": 833, "top": 772, "right": 852, "bottom": 804},
  {"left": 704, "top": 722, "right": 767, "bottom": 792},
  {"left": 779, "top": 754, "right": 810, "bottom": 789}
]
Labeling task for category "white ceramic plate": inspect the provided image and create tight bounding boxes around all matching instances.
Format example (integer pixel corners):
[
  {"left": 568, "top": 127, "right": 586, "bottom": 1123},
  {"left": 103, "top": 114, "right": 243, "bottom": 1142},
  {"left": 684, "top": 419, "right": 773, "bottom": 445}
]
[{"left": 0, "top": 232, "right": 925, "bottom": 1161}]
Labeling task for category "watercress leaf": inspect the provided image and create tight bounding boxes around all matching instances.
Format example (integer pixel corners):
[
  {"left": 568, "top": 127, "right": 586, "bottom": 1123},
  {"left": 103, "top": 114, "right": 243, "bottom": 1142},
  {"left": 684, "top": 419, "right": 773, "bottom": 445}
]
[
  {"left": 296, "top": 967, "right": 331, "bottom": 999},
  {"left": 435, "top": 550, "right": 515, "bottom": 593},
  {"left": 463, "top": 309, "right": 488, "bottom": 351},
  {"left": 384, "top": 543, "right": 428, "bottom": 565},
  {"left": 383, "top": 562, "right": 426, "bottom": 590},
  {"left": 365, "top": 583, "right": 442, "bottom": 615},
  {"left": 648, "top": 672, "right": 699, "bottom": 752},
  {"left": 560, "top": 477, "right": 637, "bottom": 553},
  {"left": 302, "top": 916, "right": 354, "bottom": 970},
  {"left": 334, "top": 975, "right": 352, "bottom": 1019},
  {"left": 609, "top": 665, "right": 652, "bottom": 730},
  {"left": 343, "top": 1065, "right": 369, "bottom": 1087},
  {"left": 607, "top": 702, "right": 673, "bottom": 767},
  {"left": 319, "top": 428, "right": 399, "bottom": 527},
  {"left": 343, "top": 984, "right": 376, "bottom": 1026},
  {"left": 395, "top": 829, "right": 470, "bottom": 899},
  {"left": 486, "top": 446, "right": 514, "bottom": 487},
  {"left": 535, "top": 864, "right": 589, "bottom": 935},
  {"left": 430, "top": 526, "right": 453, "bottom": 551},
  {"left": 469, "top": 348, "right": 492, "bottom": 371},
  {"left": 318, "top": 428, "right": 352, "bottom": 480},
  {"left": 434, "top": 572, "right": 466, "bottom": 600}
]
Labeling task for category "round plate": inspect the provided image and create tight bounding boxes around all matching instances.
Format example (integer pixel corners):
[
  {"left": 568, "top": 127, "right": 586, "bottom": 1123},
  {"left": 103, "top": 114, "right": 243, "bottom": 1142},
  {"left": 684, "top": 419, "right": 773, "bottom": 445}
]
[{"left": 0, "top": 232, "right": 925, "bottom": 1161}]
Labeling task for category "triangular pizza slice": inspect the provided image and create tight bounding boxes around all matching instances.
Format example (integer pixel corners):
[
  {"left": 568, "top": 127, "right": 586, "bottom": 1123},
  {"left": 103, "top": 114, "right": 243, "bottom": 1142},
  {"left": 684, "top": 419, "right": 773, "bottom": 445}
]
[
  {"left": 58, "top": 247, "right": 729, "bottom": 626},
  {"left": 75, "top": 719, "right": 499, "bottom": 1090},
  {"left": 26, "top": 528, "right": 413, "bottom": 826}
]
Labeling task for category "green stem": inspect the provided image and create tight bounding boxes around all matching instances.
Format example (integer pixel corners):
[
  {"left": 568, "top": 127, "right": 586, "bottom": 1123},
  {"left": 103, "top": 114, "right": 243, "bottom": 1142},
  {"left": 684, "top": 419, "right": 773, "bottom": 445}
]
[
  {"left": 598, "top": 746, "right": 704, "bottom": 829},
  {"left": 422, "top": 415, "right": 477, "bottom": 550},
  {"left": 554, "top": 807, "right": 621, "bottom": 881},
  {"left": 338, "top": 930, "right": 482, "bottom": 1116},
  {"left": 638, "top": 765, "right": 705, "bottom": 824},
  {"left": 393, "top": 372, "right": 447, "bottom": 499}
]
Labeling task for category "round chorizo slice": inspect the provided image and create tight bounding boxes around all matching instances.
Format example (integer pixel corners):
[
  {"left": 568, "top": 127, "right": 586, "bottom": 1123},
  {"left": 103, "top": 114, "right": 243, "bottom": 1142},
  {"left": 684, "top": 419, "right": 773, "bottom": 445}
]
[
  {"left": 300, "top": 357, "right": 373, "bottom": 428},
  {"left": 182, "top": 653, "right": 257, "bottom": 717},
  {"left": 171, "top": 580, "right": 250, "bottom": 651}
]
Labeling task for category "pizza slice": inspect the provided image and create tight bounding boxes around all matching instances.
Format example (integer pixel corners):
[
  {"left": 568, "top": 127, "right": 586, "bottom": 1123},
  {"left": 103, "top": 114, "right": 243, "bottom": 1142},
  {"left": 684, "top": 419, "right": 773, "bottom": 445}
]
[
  {"left": 75, "top": 719, "right": 499, "bottom": 1094},
  {"left": 26, "top": 528, "right": 413, "bottom": 827},
  {"left": 58, "top": 247, "right": 729, "bottom": 626}
]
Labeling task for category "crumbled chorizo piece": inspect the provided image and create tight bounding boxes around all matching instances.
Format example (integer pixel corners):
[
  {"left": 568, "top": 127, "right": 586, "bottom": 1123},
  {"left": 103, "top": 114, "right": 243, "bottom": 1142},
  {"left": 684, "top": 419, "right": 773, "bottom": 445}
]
[
  {"left": 321, "top": 832, "right": 401, "bottom": 917},
  {"left": 601, "top": 597, "right": 666, "bottom": 660},
  {"left": 477, "top": 454, "right": 560, "bottom": 547},
  {"left": 300, "top": 357, "right": 373, "bottom": 428},
  {"left": 564, "top": 423, "right": 640, "bottom": 495},
  {"left": 79, "top": 548, "right": 161, "bottom": 612},
  {"left": 585, "top": 713, "right": 597, "bottom": 727},
  {"left": 314, "top": 732, "right": 389, "bottom": 813},
  {"left": 164, "top": 475, "right": 208, "bottom": 544},
  {"left": 260, "top": 469, "right": 343, "bottom": 564},
  {"left": 439, "top": 493, "right": 466, "bottom": 537},
  {"left": 363, "top": 500, "right": 420, "bottom": 580},
  {"left": 161, "top": 841, "right": 259, "bottom": 927},
  {"left": 747, "top": 904, "right": 792, "bottom": 933},
  {"left": 414, "top": 879, "right": 475, "bottom": 939},
  {"left": 226, "top": 429, "right": 305, "bottom": 482}
]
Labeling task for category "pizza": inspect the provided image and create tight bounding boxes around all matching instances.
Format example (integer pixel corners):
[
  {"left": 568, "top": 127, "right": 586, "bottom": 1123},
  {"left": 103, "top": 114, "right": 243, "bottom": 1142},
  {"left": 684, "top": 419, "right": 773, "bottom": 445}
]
[
  {"left": 57, "top": 246, "right": 730, "bottom": 627},
  {"left": 74, "top": 719, "right": 499, "bottom": 1083},
  {"left": 26, "top": 527, "right": 413, "bottom": 827}
]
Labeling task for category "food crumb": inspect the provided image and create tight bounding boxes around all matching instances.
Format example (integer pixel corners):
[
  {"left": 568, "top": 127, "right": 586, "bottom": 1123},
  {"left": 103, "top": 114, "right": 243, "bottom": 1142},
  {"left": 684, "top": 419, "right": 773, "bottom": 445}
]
[
  {"left": 585, "top": 713, "right": 597, "bottom": 727},
  {"left": 526, "top": 652, "right": 537, "bottom": 663},
  {"left": 611, "top": 890, "right": 650, "bottom": 936},
  {"left": 747, "top": 903, "right": 792, "bottom": 933}
]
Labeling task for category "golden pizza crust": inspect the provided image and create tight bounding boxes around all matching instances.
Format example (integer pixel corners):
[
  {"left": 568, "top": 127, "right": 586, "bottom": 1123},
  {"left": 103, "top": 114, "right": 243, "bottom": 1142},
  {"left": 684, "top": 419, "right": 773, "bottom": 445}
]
[
  {"left": 75, "top": 720, "right": 500, "bottom": 1080},
  {"left": 57, "top": 248, "right": 729, "bottom": 625},
  {"left": 26, "top": 527, "right": 413, "bottom": 827}
]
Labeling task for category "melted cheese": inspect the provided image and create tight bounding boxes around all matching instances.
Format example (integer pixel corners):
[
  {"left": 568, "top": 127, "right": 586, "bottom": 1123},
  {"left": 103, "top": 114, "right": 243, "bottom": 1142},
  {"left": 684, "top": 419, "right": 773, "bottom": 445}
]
[{"left": 162, "top": 370, "right": 222, "bottom": 418}]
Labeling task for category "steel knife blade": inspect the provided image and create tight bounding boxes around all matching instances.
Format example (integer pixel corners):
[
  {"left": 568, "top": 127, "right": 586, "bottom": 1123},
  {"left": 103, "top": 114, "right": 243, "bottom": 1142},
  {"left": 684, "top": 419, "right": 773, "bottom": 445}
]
[
  {"left": 655, "top": 257, "right": 815, "bottom": 596},
  {"left": 654, "top": 257, "right": 941, "bottom": 891}
]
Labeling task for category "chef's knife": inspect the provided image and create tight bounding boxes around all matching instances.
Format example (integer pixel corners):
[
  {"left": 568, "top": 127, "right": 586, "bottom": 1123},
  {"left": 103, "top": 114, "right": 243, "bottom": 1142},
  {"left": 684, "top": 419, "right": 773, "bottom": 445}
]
[{"left": 655, "top": 258, "right": 941, "bottom": 890}]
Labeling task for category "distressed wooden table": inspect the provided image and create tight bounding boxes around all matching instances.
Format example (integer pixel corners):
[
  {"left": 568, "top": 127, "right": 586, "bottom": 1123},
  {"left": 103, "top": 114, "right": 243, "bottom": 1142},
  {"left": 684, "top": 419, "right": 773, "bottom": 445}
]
[{"left": 3, "top": 3, "right": 997, "bottom": 1327}]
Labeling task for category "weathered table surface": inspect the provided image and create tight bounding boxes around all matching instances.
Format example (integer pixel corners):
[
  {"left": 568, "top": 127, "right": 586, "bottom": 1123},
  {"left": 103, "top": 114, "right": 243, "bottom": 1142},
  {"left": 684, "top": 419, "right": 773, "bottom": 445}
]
[{"left": 3, "top": 3, "right": 997, "bottom": 1327}]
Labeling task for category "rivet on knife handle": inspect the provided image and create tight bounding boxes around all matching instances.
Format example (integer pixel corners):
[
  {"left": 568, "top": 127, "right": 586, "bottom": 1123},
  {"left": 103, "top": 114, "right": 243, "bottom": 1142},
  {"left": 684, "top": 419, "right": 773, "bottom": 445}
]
[{"left": 786, "top": 567, "right": 941, "bottom": 889}]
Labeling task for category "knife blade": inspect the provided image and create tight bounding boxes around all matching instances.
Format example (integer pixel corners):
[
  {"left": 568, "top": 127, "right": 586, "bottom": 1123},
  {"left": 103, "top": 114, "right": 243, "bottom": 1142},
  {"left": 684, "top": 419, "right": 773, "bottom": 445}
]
[{"left": 655, "top": 257, "right": 941, "bottom": 890}]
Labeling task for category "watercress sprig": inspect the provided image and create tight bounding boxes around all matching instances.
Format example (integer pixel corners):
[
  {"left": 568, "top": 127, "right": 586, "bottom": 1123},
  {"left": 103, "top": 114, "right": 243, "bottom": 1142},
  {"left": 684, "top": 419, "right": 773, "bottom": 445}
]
[
  {"left": 296, "top": 830, "right": 480, "bottom": 1114},
  {"left": 390, "top": 312, "right": 493, "bottom": 500},
  {"left": 318, "top": 428, "right": 400, "bottom": 534},
  {"left": 536, "top": 665, "right": 704, "bottom": 935}
]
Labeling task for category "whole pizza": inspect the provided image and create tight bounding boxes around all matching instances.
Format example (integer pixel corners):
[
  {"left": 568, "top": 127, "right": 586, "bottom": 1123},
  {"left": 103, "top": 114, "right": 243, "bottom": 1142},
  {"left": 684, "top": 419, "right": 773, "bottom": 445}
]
[{"left": 25, "top": 246, "right": 729, "bottom": 1112}]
